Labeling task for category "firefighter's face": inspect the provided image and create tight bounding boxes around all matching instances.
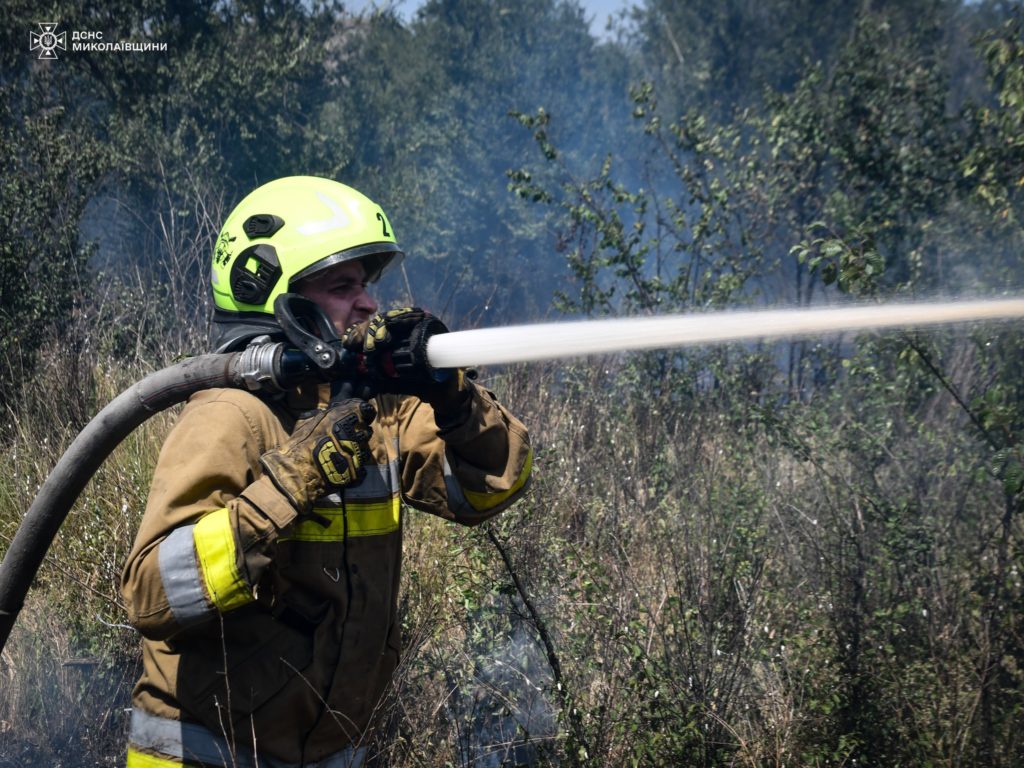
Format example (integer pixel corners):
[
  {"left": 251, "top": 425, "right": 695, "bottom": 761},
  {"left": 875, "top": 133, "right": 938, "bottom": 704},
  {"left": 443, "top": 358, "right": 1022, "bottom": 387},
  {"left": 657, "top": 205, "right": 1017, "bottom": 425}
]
[{"left": 293, "top": 260, "right": 379, "bottom": 334}]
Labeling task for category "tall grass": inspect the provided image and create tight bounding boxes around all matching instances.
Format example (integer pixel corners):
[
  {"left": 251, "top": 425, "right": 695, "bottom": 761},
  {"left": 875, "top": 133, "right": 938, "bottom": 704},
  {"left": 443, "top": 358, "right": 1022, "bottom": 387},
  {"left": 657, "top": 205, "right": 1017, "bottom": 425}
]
[
  {"left": 1, "top": 314, "right": 1021, "bottom": 766},
  {"left": 0, "top": 345, "right": 174, "bottom": 766}
]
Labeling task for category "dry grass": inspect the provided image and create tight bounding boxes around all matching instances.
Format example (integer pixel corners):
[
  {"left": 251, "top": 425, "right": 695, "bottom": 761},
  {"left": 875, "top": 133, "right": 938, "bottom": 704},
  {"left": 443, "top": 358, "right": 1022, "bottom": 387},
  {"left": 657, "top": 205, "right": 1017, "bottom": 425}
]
[{"left": 1, "top": 338, "right": 1021, "bottom": 766}]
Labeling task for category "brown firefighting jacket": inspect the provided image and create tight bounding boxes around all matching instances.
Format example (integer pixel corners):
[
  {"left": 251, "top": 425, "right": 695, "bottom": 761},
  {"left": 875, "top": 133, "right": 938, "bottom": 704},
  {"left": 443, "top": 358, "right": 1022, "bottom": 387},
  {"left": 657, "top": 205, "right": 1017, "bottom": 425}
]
[{"left": 121, "top": 381, "right": 532, "bottom": 765}]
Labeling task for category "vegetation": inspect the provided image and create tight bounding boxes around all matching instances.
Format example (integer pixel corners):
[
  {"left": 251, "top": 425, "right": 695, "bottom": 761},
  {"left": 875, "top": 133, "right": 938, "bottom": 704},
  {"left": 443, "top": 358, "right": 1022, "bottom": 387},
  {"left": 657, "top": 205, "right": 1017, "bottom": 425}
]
[{"left": 1, "top": 0, "right": 1023, "bottom": 766}]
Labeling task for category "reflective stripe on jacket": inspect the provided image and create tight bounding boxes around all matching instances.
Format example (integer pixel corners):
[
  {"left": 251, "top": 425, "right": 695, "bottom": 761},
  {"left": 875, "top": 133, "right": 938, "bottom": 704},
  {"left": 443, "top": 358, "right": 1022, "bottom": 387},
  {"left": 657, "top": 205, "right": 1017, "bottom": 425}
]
[
  {"left": 127, "top": 708, "right": 366, "bottom": 768},
  {"left": 121, "top": 382, "right": 531, "bottom": 763}
]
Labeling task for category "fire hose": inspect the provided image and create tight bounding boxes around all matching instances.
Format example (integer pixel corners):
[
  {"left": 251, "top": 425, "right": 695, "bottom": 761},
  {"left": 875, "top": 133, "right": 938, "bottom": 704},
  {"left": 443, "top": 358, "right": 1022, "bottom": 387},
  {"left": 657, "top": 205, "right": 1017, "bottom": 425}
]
[{"left": 1, "top": 295, "right": 1023, "bottom": 653}]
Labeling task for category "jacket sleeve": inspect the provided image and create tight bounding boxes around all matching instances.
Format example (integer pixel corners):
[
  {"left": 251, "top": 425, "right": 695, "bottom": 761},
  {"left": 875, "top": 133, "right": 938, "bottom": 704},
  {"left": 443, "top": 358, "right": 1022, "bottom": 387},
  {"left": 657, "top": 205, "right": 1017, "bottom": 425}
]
[
  {"left": 120, "top": 390, "right": 299, "bottom": 641},
  {"left": 390, "top": 382, "right": 532, "bottom": 525}
]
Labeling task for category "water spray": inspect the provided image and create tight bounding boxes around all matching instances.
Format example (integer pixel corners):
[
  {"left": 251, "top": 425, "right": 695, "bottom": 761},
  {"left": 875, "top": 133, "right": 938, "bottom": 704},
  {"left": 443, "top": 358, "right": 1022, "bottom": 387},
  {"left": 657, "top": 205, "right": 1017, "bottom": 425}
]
[
  {"left": 1, "top": 295, "right": 1023, "bottom": 653},
  {"left": 426, "top": 297, "right": 1024, "bottom": 368}
]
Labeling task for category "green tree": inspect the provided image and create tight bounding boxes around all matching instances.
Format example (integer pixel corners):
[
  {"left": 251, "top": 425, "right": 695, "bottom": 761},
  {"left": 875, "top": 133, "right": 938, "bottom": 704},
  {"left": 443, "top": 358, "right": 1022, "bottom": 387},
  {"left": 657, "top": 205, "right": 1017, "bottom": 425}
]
[
  {"left": 0, "top": 99, "right": 108, "bottom": 417},
  {"left": 327, "top": 0, "right": 633, "bottom": 322},
  {"left": 628, "top": 0, "right": 962, "bottom": 120},
  {"left": 0, "top": 2, "right": 110, "bottom": 417},
  {"left": 513, "top": 4, "right": 1024, "bottom": 763},
  {"left": 1, "top": 0, "right": 347, "bottom": 372}
]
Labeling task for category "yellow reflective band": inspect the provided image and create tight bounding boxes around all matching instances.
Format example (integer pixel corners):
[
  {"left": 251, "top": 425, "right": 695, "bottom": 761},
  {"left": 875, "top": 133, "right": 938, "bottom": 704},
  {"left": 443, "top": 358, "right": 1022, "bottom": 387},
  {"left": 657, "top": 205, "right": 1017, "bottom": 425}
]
[
  {"left": 193, "top": 508, "right": 253, "bottom": 612},
  {"left": 126, "top": 747, "right": 192, "bottom": 768},
  {"left": 461, "top": 446, "right": 533, "bottom": 512},
  {"left": 282, "top": 497, "right": 401, "bottom": 541}
]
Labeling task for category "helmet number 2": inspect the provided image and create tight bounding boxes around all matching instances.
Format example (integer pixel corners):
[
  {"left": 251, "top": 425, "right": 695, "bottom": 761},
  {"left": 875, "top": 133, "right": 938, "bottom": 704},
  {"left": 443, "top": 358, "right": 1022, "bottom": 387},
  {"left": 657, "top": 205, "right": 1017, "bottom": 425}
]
[{"left": 376, "top": 212, "right": 391, "bottom": 237}]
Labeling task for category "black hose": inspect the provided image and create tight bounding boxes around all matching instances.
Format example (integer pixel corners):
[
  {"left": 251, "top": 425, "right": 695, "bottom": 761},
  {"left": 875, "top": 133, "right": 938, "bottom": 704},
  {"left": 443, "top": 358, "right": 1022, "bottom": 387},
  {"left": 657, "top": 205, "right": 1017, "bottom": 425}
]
[{"left": 0, "top": 353, "right": 245, "bottom": 653}]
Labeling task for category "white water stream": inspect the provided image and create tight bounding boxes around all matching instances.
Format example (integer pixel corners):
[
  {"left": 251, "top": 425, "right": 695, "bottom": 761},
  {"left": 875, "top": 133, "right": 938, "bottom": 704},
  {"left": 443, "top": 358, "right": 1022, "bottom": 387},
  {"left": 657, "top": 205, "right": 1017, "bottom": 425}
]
[{"left": 426, "top": 297, "right": 1024, "bottom": 368}]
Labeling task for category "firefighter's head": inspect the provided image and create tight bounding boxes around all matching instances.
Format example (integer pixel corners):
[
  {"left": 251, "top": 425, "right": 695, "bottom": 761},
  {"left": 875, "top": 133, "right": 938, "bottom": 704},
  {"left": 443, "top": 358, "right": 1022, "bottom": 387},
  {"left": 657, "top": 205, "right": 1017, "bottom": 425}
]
[{"left": 210, "top": 176, "right": 403, "bottom": 351}]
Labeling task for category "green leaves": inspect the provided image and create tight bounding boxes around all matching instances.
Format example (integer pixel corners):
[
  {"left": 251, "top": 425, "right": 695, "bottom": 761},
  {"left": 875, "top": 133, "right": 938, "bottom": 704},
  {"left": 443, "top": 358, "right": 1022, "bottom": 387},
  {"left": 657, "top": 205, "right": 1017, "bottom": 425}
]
[
  {"left": 512, "top": 85, "right": 758, "bottom": 317},
  {"left": 0, "top": 91, "right": 110, "bottom": 415},
  {"left": 993, "top": 447, "right": 1024, "bottom": 496},
  {"left": 963, "top": 18, "right": 1024, "bottom": 227},
  {"left": 791, "top": 223, "right": 885, "bottom": 295}
]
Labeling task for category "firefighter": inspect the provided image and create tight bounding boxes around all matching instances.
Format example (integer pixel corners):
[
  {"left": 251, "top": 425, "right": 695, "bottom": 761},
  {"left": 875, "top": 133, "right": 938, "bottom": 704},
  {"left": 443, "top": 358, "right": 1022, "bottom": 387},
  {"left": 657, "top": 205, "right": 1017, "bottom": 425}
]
[{"left": 121, "top": 176, "right": 532, "bottom": 767}]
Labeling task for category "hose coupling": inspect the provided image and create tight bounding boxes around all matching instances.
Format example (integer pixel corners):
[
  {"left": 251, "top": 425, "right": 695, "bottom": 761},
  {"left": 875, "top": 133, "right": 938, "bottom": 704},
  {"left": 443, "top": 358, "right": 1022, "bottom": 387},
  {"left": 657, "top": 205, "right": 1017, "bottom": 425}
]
[{"left": 235, "top": 340, "right": 286, "bottom": 393}]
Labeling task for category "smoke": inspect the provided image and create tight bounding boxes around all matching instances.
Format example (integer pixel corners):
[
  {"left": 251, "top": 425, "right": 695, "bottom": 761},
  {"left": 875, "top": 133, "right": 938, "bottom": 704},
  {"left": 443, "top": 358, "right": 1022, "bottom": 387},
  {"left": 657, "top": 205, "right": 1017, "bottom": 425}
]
[
  {"left": 0, "top": 603, "right": 137, "bottom": 768},
  {"left": 446, "top": 609, "right": 558, "bottom": 767}
]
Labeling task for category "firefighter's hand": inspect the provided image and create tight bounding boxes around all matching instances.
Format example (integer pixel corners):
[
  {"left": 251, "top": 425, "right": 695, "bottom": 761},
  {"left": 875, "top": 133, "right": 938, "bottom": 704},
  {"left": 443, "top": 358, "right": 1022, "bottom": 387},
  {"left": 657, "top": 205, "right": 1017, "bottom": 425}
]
[
  {"left": 343, "top": 308, "right": 470, "bottom": 419},
  {"left": 260, "top": 399, "right": 376, "bottom": 512}
]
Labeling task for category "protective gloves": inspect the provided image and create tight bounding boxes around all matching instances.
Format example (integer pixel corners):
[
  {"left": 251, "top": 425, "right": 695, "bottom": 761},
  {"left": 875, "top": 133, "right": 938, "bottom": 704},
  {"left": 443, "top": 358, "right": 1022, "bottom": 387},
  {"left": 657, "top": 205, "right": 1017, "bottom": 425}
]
[
  {"left": 260, "top": 398, "right": 376, "bottom": 512},
  {"left": 342, "top": 307, "right": 471, "bottom": 422}
]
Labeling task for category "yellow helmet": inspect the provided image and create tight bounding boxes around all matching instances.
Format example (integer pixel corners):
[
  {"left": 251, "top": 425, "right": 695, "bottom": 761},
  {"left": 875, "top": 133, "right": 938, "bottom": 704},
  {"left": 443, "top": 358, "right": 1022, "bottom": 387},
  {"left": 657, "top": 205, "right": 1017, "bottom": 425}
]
[{"left": 210, "top": 176, "right": 403, "bottom": 351}]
